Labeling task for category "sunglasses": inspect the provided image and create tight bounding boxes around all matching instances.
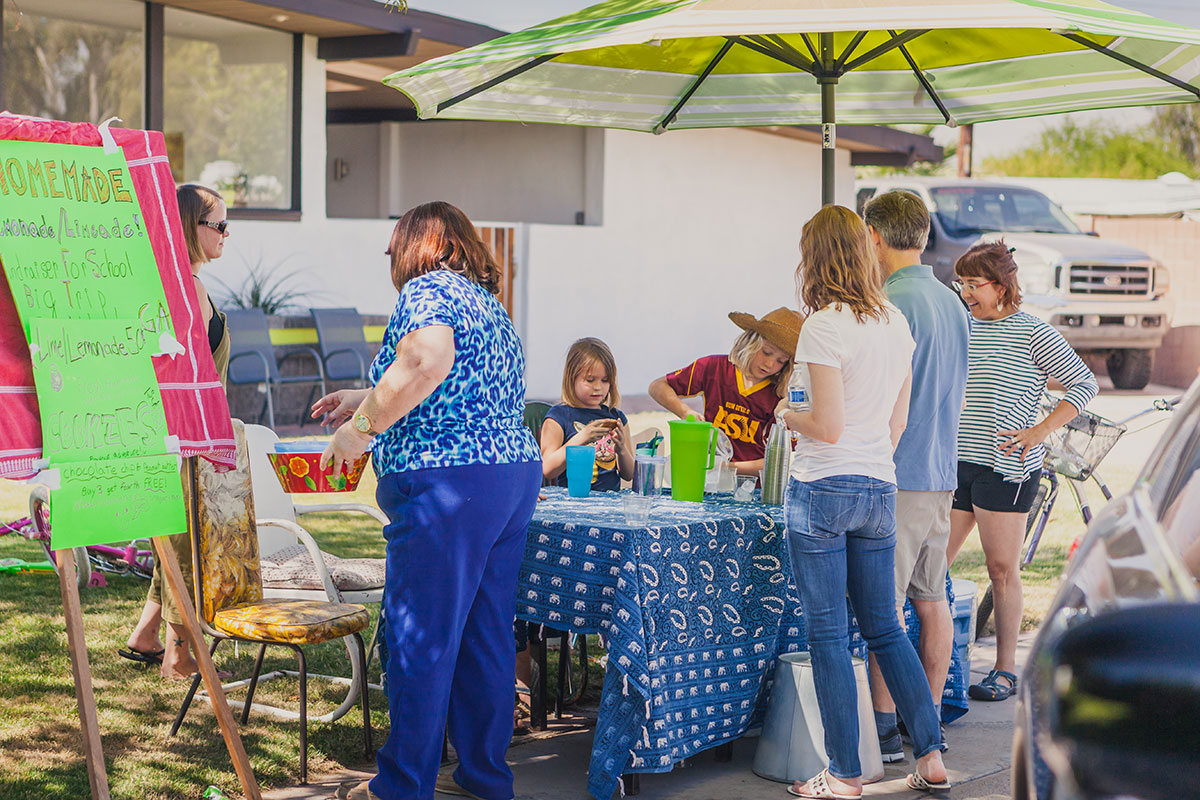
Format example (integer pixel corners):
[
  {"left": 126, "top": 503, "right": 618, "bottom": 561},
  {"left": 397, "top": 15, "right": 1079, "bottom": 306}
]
[
  {"left": 199, "top": 219, "right": 229, "bottom": 234},
  {"left": 952, "top": 279, "right": 995, "bottom": 293}
]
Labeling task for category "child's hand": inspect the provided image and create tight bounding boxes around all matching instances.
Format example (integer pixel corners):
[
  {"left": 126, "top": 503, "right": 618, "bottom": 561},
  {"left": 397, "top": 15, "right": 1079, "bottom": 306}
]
[{"left": 576, "top": 419, "right": 618, "bottom": 443}]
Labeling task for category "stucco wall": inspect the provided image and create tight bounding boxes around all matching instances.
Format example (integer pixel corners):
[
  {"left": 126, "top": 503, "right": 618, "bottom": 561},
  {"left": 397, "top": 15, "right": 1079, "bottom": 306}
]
[{"left": 519, "top": 127, "right": 853, "bottom": 401}]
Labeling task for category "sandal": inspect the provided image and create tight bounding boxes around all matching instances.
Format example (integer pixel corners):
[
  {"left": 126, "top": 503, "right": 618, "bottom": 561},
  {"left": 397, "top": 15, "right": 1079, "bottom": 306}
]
[
  {"left": 906, "top": 771, "right": 951, "bottom": 794},
  {"left": 968, "top": 668, "right": 1017, "bottom": 702},
  {"left": 333, "top": 779, "right": 380, "bottom": 799},
  {"left": 787, "top": 768, "right": 861, "bottom": 799},
  {"left": 118, "top": 647, "right": 165, "bottom": 666}
]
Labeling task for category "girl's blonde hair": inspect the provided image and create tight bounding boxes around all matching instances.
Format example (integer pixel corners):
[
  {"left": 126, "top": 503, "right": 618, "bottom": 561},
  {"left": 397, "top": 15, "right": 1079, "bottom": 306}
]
[
  {"left": 561, "top": 337, "right": 620, "bottom": 408},
  {"left": 729, "top": 330, "right": 791, "bottom": 398},
  {"left": 795, "top": 205, "right": 890, "bottom": 323}
]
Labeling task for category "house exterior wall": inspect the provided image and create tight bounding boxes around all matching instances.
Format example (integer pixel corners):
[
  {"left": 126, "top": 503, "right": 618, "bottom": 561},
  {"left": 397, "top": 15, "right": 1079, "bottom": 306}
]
[{"left": 519, "top": 127, "right": 853, "bottom": 401}]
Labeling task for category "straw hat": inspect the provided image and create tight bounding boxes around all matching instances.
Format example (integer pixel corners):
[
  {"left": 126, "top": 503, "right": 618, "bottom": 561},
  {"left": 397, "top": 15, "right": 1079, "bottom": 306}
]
[{"left": 728, "top": 307, "right": 804, "bottom": 358}]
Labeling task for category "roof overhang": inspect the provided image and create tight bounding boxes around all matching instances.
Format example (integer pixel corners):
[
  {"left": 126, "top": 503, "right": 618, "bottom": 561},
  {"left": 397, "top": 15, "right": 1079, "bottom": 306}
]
[{"left": 755, "top": 124, "right": 944, "bottom": 166}]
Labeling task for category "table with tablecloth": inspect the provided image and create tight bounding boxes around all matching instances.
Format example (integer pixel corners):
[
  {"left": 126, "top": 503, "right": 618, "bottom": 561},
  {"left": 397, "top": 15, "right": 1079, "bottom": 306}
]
[{"left": 517, "top": 487, "right": 968, "bottom": 800}]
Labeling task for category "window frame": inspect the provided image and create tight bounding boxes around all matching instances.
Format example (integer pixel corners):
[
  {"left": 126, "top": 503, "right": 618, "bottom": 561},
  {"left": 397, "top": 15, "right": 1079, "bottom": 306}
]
[{"left": 0, "top": 0, "right": 302, "bottom": 218}]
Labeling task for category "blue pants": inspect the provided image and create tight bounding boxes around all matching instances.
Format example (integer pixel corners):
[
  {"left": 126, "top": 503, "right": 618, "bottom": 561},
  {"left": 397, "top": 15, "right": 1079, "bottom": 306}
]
[
  {"left": 370, "top": 461, "right": 542, "bottom": 800},
  {"left": 785, "top": 475, "right": 943, "bottom": 780}
]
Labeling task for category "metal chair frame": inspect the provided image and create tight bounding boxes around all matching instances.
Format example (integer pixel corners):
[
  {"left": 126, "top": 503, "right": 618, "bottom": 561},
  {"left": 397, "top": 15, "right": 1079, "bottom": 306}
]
[
  {"left": 226, "top": 308, "right": 326, "bottom": 429},
  {"left": 168, "top": 432, "right": 372, "bottom": 784}
]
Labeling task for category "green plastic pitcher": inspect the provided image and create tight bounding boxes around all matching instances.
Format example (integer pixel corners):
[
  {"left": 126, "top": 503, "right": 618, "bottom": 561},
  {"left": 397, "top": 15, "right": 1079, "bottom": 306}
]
[{"left": 669, "top": 415, "right": 716, "bottom": 502}]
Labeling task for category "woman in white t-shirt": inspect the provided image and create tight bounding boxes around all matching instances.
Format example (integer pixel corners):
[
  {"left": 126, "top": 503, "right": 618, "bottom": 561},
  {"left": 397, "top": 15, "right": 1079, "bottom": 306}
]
[{"left": 778, "top": 206, "right": 948, "bottom": 799}]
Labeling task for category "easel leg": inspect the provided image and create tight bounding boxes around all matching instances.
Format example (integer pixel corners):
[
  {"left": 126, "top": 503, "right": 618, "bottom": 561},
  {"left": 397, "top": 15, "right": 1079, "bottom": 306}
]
[
  {"left": 56, "top": 547, "right": 112, "bottom": 800},
  {"left": 155, "top": 457, "right": 262, "bottom": 800}
]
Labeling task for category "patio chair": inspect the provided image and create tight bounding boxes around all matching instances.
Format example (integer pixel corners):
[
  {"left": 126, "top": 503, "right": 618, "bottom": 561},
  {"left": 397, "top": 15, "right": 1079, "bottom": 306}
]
[
  {"left": 310, "top": 307, "right": 376, "bottom": 387},
  {"left": 520, "top": 400, "right": 590, "bottom": 720},
  {"left": 169, "top": 420, "right": 372, "bottom": 784},
  {"left": 225, "top": 308, "right": 326, "bottom": 430},
  {"left": 243, "top": 423, "right": 387, "bottom": 722}
]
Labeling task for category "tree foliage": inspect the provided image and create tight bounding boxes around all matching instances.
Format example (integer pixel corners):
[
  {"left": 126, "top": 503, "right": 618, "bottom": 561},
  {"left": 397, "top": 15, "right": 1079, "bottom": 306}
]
[{"left": 982, "top": 117, "right": 1195, "bottom": 179}]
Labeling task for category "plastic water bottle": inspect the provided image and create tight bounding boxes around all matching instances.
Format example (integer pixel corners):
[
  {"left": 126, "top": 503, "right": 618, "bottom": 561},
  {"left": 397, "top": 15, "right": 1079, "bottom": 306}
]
[{"left": 788, "top": 366, "right": 811, "bottom": 413}]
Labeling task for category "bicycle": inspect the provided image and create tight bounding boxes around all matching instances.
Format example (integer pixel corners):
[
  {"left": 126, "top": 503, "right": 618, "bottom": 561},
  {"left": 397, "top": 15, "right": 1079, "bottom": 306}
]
[
  {"left": 0, "top": 486, "right": 156, "bottom": 588},
  {"left": 974, "top": 393, "right": 1179, "bottom": 639}
]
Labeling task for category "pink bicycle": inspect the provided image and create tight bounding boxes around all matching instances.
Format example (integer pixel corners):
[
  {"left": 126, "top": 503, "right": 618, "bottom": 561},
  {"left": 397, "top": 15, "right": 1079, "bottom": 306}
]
[{"left": 0, "top": 486, "right": 155, "bottom": 588}]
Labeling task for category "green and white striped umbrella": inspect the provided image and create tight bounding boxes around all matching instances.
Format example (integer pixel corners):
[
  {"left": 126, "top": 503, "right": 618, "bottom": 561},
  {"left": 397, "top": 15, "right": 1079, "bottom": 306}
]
[{"left": 385, "top": 0, "right": 1200, "bottom": 202}]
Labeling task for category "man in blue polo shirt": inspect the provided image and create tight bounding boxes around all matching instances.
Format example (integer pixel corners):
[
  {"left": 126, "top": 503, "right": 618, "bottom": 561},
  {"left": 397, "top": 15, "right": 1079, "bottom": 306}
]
[{"left": 863, "top": 190, "right": 969, "bottom": 761}]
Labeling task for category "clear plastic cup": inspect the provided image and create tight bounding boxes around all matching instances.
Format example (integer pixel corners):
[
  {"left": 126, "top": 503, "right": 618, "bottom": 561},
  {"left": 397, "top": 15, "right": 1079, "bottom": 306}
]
[{"left": 622, "top": 493, "right": 653, "bottom": 526}]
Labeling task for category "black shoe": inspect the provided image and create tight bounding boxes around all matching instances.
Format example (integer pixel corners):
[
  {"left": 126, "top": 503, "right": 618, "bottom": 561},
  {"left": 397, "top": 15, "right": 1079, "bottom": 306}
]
[{"left": 878, "top": 727, "right": 906, "bottom": 763}]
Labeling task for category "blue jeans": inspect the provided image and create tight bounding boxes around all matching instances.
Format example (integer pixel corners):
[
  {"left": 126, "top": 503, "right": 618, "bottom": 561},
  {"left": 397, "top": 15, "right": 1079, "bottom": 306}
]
[
  {"left": 370, "top": 461, "right": 542, "bottom": 800},
  {"left": 786, "top": 475, "right": 943, "bottom": 779}
]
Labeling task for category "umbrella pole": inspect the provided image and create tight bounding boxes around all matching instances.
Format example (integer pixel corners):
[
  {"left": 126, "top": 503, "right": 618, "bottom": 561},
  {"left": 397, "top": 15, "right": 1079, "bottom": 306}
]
[{"left": 819, "top": 33, "right": 837, "bottom": 207}]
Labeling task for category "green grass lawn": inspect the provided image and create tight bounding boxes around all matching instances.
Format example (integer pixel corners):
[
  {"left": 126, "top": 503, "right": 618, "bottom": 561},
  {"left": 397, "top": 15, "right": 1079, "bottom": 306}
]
[
  {"left": 0, "top": 440, "right": 1140, "bottom": 798},
  {"left": 0, "top": 472, "right": 389, "bottom": 799}
]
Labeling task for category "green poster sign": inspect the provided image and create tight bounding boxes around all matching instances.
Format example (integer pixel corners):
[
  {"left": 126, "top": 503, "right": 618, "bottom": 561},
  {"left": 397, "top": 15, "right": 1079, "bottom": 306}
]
[
  {"left": 28, "top": 318, "right": 171, "bottom": 463},
  {"left": 0, "top": 140, "right": 184, "bottom": 549},
  {"left": 49, "top": 455, "right": 186, "bottom": 550},
  {"left": 0, "top": 140, "right": 172, "bottom": 340}
]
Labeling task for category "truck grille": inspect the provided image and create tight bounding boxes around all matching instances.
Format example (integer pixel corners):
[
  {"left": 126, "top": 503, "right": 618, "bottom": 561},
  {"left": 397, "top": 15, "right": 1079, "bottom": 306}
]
[{"left": 1067, "top": 264, "right": 1151, "bottom": 296}]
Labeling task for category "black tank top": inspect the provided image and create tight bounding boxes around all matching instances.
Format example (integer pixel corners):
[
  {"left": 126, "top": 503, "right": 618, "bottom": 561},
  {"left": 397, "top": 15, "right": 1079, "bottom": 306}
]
[{"left": 207, "top": 297, "right": 225, "bottom": 354}]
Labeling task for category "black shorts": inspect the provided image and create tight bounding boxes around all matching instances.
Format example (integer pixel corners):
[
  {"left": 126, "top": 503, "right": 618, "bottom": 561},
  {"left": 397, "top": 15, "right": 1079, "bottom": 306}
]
[{"left": 952, "top": 461, "right": 1042, "bottom": 514}]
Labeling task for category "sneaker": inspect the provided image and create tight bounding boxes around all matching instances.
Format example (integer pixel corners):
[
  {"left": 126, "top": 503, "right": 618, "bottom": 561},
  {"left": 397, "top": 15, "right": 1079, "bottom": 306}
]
[
  {"left": 898, "top": 718, "right": 948, "bottom": 753},
  {"left": 878, "top": 727, "right": 906, "bottom": 763}
]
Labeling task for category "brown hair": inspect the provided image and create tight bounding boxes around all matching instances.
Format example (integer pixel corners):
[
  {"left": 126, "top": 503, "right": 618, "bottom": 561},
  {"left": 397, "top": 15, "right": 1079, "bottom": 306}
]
[
  {"left": 389, "top": 201, "right": 502, "bottom": 294},
  {"left": 177, "top": 184, "right": 224, "bottom": 265},
  {"left": 954, "top": 240, "right": 1022, "bottom": 308},
  {"left": 560, "top": 337, "right": 621, "bottom": 409},
  {"left": 795, "top": 205, "right": 890, "bottom": 322}
]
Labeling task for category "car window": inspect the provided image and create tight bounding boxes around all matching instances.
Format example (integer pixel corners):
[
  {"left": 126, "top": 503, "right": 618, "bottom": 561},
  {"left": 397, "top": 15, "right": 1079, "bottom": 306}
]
[
  {"left": 929, "top": 187, "right": 1081, "bottom": 237},
  {"left": 855, "top": 187, "right": 875, "bottom": 217},
  {"left": 1145, "top": 393, "right": 1200, "bottom": 573}
]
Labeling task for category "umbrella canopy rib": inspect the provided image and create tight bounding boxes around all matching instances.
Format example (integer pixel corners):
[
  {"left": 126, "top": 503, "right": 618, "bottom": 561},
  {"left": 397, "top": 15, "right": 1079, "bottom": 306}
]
[
  {"left": 841, "top": 30, "right": 931, "bottom": 72},
  {"left": 895, "top": 35, "right": 954, "bottom": 125},
  {"left": 1059, "top": 31, "right": 1200, "bottom": 97},
  {"left": 656, "top": 38, "right": 736, "bottom": 133},
  {"left": 437, "top": 53, "right": 561, "bottom": 113},
  {"left": 732, "top": 35, "right": 815, "bottom": 74},
  {"left": 833, "top": 31, "right": 870, "bottom": 72}
]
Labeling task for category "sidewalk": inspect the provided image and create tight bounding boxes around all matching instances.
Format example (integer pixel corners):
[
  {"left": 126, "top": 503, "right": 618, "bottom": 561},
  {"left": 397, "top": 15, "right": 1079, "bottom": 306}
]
[{"left": 265, "top": 632, "right": 1032, "bottom": 800}]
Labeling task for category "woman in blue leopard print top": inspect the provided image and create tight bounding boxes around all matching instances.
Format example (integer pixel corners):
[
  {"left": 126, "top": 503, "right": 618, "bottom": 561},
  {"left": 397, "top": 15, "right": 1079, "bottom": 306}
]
[{"left": 317, "top": 201, "right": 542, "bottom": 800}]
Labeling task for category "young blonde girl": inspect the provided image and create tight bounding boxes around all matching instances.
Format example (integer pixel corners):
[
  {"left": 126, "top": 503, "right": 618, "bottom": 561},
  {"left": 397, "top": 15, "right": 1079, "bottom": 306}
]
[{"left": 540, "top": 338, "right": 634, "bottom": 491}]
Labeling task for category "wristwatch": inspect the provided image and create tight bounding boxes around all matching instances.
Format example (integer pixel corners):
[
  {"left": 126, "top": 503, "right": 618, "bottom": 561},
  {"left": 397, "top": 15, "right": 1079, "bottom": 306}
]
[{"left": 351, "top": 411, "right": 379, "bottom": 437}]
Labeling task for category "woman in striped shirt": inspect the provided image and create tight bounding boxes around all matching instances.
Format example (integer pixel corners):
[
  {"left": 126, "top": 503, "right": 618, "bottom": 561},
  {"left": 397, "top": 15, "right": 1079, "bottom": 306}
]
[{"left": 945, "top": 241, "right": 1098, "bottom": 703}]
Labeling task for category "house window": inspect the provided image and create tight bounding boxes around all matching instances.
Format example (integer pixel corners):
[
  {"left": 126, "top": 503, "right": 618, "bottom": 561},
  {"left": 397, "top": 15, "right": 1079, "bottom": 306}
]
[
  {"left": 2, "top": 0, "right": 144, "bottom": 126},
  {"left": 163, "top": 8, "right": 295, "bottom": 211}
]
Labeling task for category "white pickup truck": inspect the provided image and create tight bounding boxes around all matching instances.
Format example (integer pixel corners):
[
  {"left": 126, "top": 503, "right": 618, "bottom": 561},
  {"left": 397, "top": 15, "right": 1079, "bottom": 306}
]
[{"left": 856, "top": 178, "right": 1172, "bottom": 390}]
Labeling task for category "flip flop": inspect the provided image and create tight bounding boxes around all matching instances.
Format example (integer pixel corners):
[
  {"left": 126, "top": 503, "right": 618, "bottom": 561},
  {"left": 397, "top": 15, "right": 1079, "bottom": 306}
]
[
  {"left": 786, "top": 769, "right": 862, "bottom": 799},
  {"left": 118, "top": 647, "right": 165, "bottom": 666},
  {"left": 906, "top": 772, "right": 952, "bottom": 793},
  {"left": 333, "top": 779, "right": 380, "bottom": 800}
]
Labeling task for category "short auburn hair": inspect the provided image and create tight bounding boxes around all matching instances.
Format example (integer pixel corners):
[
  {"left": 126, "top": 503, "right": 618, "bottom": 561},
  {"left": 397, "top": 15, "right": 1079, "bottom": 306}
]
[
  {"left": 955, "top": 240, "right": 1023, "bottom": 308},
  {"left": 561, "top": 338, "right": 620, "bottom": 409},
  {"left": 388, "top": 201, "right": 502, "bottom": 294}
]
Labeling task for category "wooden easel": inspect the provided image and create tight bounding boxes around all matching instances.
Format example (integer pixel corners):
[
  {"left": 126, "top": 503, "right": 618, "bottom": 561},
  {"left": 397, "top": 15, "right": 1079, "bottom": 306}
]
[{"left": 54, "top": 457, "right": 262, "bottom": 799}]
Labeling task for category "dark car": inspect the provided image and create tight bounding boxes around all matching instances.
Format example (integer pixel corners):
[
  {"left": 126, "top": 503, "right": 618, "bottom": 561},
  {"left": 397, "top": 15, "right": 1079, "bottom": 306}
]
[{"left": 1011, "top": 377, "right": 1200, "bottom": 800}]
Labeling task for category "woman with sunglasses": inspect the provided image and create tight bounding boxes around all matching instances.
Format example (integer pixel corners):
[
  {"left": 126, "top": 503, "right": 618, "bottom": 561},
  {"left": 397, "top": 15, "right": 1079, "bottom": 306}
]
[
  {"left": 120, "top": 184, "right": 232, "bottom": 680},
  {"left": 945, "top": 241, "right": 1097, "bottom": 703}
]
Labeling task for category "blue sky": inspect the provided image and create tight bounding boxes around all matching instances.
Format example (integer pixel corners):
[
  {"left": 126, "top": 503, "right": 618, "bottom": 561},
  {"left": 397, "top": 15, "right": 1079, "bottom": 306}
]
[{"left": 407, "top": 0, "right": 1190, "bottom": 164}]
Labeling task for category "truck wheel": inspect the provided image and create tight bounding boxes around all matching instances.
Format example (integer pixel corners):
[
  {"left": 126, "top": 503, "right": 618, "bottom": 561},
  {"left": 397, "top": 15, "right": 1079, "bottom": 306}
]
[{"left": 1106, "top": 349, "right": 1153, "bottom": 390}]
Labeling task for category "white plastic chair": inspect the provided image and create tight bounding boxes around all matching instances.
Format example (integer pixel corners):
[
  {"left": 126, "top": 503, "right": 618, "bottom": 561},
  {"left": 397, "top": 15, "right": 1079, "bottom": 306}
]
[{"left": 230, "top": 423, "right": 388, "bottom": 723}]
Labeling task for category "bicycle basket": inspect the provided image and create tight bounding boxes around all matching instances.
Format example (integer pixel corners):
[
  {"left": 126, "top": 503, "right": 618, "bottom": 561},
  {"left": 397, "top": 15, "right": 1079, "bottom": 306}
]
[{"left": 1040, "top": 397, "right": 1125, "bottom": 481}]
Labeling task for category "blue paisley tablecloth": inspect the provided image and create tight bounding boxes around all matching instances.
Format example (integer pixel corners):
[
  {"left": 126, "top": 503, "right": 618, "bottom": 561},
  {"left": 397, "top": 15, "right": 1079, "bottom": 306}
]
[{"left": 516, "top": 487, "right": 968, "bottom": 800}]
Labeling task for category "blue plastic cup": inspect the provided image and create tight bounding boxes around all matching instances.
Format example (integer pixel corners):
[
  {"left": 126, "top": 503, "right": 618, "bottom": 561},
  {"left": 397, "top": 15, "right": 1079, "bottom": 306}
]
[{"left": 565, "top": 445, "right": 596, "bottom": 498}]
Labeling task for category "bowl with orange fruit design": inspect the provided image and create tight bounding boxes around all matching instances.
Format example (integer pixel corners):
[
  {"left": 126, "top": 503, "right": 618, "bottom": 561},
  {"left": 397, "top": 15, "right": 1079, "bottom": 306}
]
[{"left": 268, "top": 440, "right": 370, "bottom": 493}]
